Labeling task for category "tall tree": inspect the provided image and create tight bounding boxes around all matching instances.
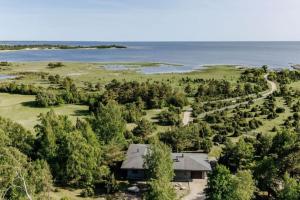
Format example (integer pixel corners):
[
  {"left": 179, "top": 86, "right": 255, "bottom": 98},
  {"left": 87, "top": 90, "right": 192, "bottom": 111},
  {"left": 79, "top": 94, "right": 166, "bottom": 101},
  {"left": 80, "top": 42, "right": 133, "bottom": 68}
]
[
  {"left": 90, "top": 101, "right": 126, "bottom": 145},
  {"left": 205, "top": 165, "right": 235, "bottom": 200},
  {"left": 0, "top": 147, "right": 52, "bottom": 200},
  {"left": 231, "top": 170, "right": 255, "bottom": 200},
  {"left": 219, "top": 138, "right": 254, "bottom": 172},
  {"left": 144, "top": 141, "right": 176, "bottom": 200},
  {"left": 277, "top": 173, "right": 300, "bottom": 200}
]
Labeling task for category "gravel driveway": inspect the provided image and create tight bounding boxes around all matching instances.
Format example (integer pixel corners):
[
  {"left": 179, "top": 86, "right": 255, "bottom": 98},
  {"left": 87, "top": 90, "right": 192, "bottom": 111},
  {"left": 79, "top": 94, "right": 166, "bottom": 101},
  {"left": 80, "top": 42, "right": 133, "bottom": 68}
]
[{"left": 183, "top": 179, "right": 207, "bottom": 200}]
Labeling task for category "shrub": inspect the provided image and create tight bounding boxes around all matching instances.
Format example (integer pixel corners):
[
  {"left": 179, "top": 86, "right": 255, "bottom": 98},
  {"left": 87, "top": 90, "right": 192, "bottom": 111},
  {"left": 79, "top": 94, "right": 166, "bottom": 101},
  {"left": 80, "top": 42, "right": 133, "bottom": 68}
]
[
  {"left": 275, "top": 107, "right": 285, "bottom": 113},
  {"left": 35, "top": 91, "right": 61, "bottom": 107},
  {"left": 48, "top": 62, "right": 64, "bottom": 68}
]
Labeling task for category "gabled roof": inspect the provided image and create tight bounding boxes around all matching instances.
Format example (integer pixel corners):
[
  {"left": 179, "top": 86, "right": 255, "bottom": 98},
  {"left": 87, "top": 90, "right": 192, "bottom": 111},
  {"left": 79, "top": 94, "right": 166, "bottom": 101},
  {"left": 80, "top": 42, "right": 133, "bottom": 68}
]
[{"left": 121, "top": 144, "right": 212, "bottom": 171}]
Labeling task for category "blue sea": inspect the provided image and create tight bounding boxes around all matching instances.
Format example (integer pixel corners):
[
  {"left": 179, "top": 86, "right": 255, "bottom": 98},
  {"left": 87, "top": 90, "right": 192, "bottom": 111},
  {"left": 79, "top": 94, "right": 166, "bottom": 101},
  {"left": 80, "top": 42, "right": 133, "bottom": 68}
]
[{"left": 0, "top": 41, "right": 300, "bottom": 73}]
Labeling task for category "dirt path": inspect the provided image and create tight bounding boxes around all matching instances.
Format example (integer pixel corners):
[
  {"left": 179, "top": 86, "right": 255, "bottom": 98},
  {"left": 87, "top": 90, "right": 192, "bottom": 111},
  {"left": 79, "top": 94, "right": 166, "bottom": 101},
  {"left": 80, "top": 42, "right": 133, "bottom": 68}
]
[
  {"left": 182, "top": 74, "right": 277, "bottom": 124},
  {"left": 182, "top": 108, "right": 193, "bottom": 126}
]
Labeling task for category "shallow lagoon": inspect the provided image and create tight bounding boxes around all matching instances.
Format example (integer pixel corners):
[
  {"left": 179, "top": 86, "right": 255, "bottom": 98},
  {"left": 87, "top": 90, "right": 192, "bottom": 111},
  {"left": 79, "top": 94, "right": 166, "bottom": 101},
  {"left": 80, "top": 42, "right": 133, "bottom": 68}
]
[
  {"left": 1, "top": 41, "right": 300, "bottom": 73},
  {"left": 0, "top": 75, "right": 16, "bottom": 80}
]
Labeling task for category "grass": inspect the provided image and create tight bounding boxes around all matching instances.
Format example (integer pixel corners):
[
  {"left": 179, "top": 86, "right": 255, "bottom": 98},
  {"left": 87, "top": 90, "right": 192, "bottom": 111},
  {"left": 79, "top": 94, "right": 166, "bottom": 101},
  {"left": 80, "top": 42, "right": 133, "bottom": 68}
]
[
  {"left": 0, "top": 62, "right": 242, "bottom": 89},
  {"left": 288, "top": 80, "right": 300, "bottom": 91},
  {"left": 255, "top": 97, "right": 291, "bottom": 134},
  {"left": 0, "top": 93, "right": 88, "bottom": 131},
  {"left": 143, "top": 108, "right": 172, "bottom": 134}
]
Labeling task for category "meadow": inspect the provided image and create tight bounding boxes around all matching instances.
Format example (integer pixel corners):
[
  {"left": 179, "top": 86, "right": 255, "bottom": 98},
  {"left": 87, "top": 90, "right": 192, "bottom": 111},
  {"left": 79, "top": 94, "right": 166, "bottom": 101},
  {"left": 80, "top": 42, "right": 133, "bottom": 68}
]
[{"left": 0, "top": 62, "right": 242, "bottom": 131}]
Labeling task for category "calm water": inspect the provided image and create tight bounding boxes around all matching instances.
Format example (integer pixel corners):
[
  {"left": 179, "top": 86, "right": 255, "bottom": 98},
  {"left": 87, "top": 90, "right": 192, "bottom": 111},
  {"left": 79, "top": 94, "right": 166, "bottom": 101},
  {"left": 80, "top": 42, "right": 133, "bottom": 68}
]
[
  {"left": 1, "top": 41, "right": 300, "bottom": 73},
  {"left": 0, "top": 75, "right": 16, "bottom": 80}
]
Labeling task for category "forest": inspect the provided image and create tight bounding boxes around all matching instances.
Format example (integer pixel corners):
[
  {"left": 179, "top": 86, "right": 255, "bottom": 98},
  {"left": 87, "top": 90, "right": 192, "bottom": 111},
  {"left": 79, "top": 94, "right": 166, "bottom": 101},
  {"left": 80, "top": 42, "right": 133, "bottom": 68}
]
[{"left": 0, "top": 63, "right": 299, "bottom": 200}]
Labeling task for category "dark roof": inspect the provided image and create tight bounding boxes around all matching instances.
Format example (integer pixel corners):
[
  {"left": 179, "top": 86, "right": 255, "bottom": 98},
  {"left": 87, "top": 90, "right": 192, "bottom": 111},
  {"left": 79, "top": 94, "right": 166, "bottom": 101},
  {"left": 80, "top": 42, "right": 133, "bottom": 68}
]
[{"left": 121, "top": 144, "right": 211, "bottom": 171}]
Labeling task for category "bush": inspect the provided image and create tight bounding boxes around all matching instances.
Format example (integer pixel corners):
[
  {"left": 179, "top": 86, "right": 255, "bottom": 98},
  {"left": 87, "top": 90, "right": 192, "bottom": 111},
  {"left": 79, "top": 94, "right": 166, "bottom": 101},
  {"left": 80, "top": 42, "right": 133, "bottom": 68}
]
[
  {"left": 158, "top": 110, "right": 180, "bottom": 126},
  {"left": 35, "top": 91, "right": 61, "bottom": 107},
  {"left": 0, "top": 61, "right": 10, "bottom": 66},
  {"left": 275, "top": 107, "right": 285, "bottom": 113},
  {"left": 48, "top": 62, "right": 64, "bottom": 68},
  {"left": 80, "top": 187, "right": 95, "bottom": 197}
]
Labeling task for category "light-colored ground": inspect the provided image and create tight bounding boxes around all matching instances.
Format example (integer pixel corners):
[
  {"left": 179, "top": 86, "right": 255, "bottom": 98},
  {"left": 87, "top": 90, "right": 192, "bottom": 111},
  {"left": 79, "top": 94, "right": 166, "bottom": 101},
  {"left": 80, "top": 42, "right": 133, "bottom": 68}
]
[
  {"left": 182, "top": 108, "right": 193, "bottom": 126},
  {"left": 183, "top": 179, "right": 207, "bottom": 200}
]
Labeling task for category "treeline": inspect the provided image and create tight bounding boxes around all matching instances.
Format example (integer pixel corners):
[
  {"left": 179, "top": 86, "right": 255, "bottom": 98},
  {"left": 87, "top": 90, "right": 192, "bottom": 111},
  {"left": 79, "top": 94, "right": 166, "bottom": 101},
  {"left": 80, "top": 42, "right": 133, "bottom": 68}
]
[
  {"left": 0, "top": 61, "right": 10, "bottom": 66},
  {"left": 48, "top": 62, "right": 64, "bottom": 68},
  {"left": 195, "top": 79, "right": 267, "bottom": 100},
  {"left": 89, "top": 80, "right": 188, "bottom": 112},
  {"left": 0, "top": 44, "right": 127, "bottom": 50},
  {"left": 0, "top": 82, "right": 42, "bottom": 95}
]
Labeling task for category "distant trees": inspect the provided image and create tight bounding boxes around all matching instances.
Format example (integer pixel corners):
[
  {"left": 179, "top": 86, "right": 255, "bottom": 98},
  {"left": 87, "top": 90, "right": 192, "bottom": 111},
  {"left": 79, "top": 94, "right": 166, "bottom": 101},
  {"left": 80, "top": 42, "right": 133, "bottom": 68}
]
[
  {"left": 0, "top": 82, "right": 41, "bottom": 95},
  {"left": 144, "top": 141, "right": 176, "bottom": 200},
  {"left": 48, "top": 62, "right": 64, "bottom": 68},
  {"left": 0, "top": 61, "right": 10, "bottom": 66},
  {"left": 48, "top": 74, "right": 60, "bottom": 84}
]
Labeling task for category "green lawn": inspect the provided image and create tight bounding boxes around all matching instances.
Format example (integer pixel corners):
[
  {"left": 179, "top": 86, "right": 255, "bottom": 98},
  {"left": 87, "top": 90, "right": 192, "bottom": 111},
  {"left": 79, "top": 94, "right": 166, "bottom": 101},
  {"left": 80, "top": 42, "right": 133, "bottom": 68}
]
[{"left": 0, "top": 93, "right": 88, "bottom": 131}]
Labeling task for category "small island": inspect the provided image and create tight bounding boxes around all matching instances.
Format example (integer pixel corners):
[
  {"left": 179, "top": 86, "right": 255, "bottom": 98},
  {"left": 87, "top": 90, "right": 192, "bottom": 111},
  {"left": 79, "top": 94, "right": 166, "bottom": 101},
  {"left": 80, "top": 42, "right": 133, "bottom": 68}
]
[{"left": 0, "top": 44, "right": 127, "bottom": 51}]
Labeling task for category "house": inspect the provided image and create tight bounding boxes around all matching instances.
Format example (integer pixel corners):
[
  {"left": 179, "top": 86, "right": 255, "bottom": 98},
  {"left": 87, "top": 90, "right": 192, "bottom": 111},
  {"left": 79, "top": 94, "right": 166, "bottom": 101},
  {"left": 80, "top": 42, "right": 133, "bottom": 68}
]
[{"left": 121, "top": 144, "right": 212, "bottom": 181}]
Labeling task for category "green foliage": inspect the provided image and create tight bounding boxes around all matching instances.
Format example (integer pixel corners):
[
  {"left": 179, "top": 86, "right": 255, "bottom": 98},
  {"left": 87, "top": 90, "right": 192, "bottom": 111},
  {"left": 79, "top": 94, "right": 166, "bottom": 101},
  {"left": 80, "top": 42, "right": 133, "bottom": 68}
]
[
  {"left": 167, "top": 92, "right": 188, "bottom": 108},
  {"left": 144, "top": 141, "right": 176, "bottom": 200},
  {"left": 254, "top": 156, "right": 279, "bottom": 196},
  {"left": 206, "top": 166, "right": 255, "bottom": 200},
  {"left": 0, "top": 117, "right": 34, "bottom": 155},
  {"left": 219, "top": 138, "right": 254, "bottom": 172},
  {"left": 231, "top": 170, "right": 255, "bottom": 200},
  {"left": 0, "top": 61, "right": 10, "bottom": 66},
  {"left": 48, "top": 62, "right": 64, "bottom": 68},
  {"left": 0, "top": 147, "right": 52, "bottom": 199},
  {"left": 35, "top": 90, "right": 61, "bottom": 107},
  {"left": 158, "top": 107, "right": 181, "bottom": 126},
  {"left": 34, "top": 111, "right": 109, "bottom": 186},
  {"left": 205, "top": 165, "right": 235, "bottom": 200},
  {"left": 122, "top": 103, "right": 144, "bottom": 123},
  {"left": 277, "top": 173, "right": 300, "bottom": 200},
  {"left": 0, "top": 82, "right": 41, "bottom": 95},
  {"left": 159, "top": 122, "right": 212, "bottom": 152},
  {"left": 89, "top": 101, "right": 126, "bottom": 145},
  {"left": 132, "top": 119, "right": 156, "bottom": 138}
]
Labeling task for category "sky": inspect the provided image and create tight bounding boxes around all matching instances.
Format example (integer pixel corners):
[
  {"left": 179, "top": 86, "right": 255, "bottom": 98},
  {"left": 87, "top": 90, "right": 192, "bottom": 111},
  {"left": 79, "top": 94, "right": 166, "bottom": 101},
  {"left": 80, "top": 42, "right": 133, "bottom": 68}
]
[{"left": 0, "top": 0, "right": 300, "bottom": 41}]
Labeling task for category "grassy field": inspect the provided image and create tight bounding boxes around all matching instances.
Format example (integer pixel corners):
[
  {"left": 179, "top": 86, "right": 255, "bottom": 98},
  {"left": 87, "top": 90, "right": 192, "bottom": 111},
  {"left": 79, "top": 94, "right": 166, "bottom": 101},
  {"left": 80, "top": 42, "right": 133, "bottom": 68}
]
[
  {"left": 255, "top": 97, "right": 291, "bottom": 134},
  {"left": 0, "top": 62, "right": 242, "bottom": 88},
  {"left": 0, "top": 62, "right": 243, "bottom": 132},
  {"left": 0, "top": 93, "right": 88, "bottom": 130},
  {"left": 288, "top": 80, "right": 300, "bottom": 90}
]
